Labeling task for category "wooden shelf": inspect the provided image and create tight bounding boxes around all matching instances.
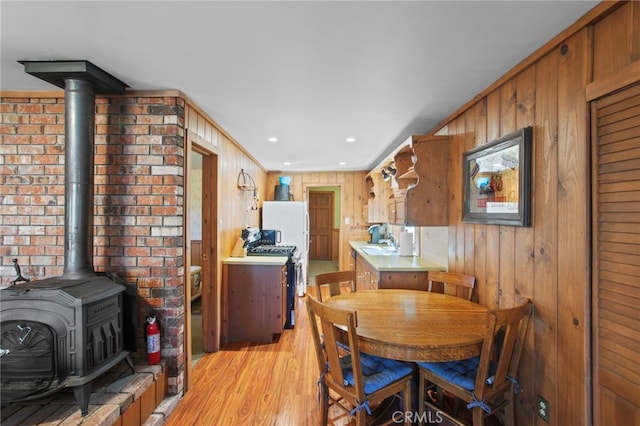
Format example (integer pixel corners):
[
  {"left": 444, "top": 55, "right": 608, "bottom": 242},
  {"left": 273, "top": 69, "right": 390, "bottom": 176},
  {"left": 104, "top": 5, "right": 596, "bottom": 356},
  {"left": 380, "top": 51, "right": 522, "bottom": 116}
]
[
  {"left": 393, "top": 147, "right": 416, "bottom": 190},
  {"left": 397, "top": 167, "right": 418, "bottom": 181},
  {"left": 375, "top": 135, "right": 449, "bottom": 225}
]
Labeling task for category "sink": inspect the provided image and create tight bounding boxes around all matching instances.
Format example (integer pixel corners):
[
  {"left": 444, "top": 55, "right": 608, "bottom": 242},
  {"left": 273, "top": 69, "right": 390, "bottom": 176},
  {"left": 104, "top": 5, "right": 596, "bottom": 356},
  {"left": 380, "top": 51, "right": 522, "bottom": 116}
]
[{"left": 361, "top": 245, "right": 398, "bottom": 256}]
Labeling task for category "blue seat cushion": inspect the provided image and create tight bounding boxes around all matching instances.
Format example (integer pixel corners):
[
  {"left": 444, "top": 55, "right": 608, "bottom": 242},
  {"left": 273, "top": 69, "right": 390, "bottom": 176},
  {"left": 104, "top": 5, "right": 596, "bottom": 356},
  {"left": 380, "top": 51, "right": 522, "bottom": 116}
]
[
  {"left": 340, "top": 353, "right": 413, "bottom": 395},
  {"left": 337, "top": 341, "right": 351, "bottom": 352},
  {"left": 417, "top": 357, "right": 497, "bottom": 391}
]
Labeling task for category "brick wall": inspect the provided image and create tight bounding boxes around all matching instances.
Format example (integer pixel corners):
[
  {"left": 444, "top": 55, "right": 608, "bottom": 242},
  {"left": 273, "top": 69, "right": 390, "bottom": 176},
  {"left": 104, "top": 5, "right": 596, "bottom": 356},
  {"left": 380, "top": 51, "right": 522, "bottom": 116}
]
[{"left": 1, "top": 94, "right": 187, "bottom": 395}]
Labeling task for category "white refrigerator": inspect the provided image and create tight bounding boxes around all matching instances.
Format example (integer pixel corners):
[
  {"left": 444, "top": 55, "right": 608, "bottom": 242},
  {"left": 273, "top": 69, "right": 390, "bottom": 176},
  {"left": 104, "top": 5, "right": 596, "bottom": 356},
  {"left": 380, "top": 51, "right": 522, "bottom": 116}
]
[{"left": 262, "top": 201, "right": 309, "bottom": 296}]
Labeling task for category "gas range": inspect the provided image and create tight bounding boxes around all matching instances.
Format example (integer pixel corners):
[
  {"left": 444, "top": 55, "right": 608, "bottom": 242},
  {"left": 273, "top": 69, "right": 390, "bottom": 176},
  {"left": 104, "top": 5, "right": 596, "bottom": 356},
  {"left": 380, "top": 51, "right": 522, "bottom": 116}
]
[
  {"left": 247, "top": 244, "right": 297, "bottom": 257},
  {"left": 242, "top": 227, "right": 298, "bottom": 259}
]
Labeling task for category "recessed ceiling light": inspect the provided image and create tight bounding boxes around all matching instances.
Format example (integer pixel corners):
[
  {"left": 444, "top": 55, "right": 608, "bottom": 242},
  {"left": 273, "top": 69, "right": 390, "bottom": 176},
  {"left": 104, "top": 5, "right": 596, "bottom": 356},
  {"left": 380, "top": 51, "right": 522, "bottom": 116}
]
[
  {"left": 346, "top": 137, "right": 356, "bottom": 143},
  {"left": 268, "top": 137, "right": 278, "bottom": 143},
  {"left": 283, "top": 161, "right": 291, "bottom": 166},
  {"left": 339, "top": 161, "right": 346, "bottom": 166}
]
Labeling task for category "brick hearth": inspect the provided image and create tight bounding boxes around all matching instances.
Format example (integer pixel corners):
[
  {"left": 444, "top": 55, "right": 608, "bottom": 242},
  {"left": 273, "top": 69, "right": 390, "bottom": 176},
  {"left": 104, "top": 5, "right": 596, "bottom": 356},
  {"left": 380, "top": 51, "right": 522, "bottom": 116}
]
[{"left": 0, "top": 361, "right": 180, "bottom": 426}]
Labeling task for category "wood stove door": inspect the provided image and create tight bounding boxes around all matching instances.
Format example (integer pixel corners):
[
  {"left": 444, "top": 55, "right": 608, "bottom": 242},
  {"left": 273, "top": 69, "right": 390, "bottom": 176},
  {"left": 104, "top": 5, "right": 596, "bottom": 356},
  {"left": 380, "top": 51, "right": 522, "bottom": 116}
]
[{"left": 1, "top": 320, "right": 58, "bottom": 401}]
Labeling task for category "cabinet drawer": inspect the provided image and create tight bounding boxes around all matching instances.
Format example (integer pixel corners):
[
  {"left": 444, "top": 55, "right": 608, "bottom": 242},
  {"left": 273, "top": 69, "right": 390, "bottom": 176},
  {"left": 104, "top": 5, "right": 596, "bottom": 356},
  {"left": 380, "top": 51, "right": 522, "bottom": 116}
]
[{"left": 379, "top": 271, "right": 428, "bottom": 290}]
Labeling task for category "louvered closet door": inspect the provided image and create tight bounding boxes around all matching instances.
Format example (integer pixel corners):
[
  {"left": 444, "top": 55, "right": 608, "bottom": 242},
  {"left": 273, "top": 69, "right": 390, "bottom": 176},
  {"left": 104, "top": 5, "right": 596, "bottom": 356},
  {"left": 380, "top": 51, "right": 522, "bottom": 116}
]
[{"left": 592, "top": 82, "right": 640, "bottom": 424}]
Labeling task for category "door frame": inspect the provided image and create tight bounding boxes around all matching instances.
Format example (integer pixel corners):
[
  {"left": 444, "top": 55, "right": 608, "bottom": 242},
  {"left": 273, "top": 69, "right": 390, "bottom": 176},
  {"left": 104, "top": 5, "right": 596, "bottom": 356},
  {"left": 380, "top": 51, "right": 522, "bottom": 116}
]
[{"left": 185, "top": 131, "right": 219, "bottom": 391}]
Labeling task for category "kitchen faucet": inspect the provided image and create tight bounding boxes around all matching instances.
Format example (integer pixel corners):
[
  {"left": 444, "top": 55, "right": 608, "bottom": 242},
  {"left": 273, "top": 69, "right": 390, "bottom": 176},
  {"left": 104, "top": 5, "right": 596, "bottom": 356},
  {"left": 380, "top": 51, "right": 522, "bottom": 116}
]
[{"left": 378, "top": 234, "right": 397, "bottom": 248}]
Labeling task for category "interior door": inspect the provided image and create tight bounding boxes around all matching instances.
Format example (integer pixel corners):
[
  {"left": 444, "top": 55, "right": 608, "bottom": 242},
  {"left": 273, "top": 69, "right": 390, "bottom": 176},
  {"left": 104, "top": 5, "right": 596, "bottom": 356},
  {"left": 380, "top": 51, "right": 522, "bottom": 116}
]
[
  {"left": 591, "top": 81, "right": 640, "bottom": 424},
  {"left": 309, "top": 191, "right": 333, "bottom": 260}
]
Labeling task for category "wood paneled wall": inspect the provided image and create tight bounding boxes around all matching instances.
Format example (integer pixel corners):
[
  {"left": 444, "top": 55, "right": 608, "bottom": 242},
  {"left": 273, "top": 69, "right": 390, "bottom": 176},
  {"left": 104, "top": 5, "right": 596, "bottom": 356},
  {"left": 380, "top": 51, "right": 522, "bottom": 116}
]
[
  {"left": 185, "top": 101, "right": 267, "bottom": 258},
  {"left": 265, "top": 172, "right": 371, "bottom": 269},
  {"left": 184, "top": 102, "right": 267, "bottom": 357},
  {"left": 435, "top": 2, "right": 638, "bottom": 424}
]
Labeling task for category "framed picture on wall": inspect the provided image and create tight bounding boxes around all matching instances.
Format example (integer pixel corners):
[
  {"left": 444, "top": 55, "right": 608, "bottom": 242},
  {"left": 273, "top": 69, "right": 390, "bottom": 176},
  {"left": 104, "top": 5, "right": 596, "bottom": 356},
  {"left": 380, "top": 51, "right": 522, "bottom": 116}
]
[{"left": 462, "top": 126, "right": 532, "bottom": 227}]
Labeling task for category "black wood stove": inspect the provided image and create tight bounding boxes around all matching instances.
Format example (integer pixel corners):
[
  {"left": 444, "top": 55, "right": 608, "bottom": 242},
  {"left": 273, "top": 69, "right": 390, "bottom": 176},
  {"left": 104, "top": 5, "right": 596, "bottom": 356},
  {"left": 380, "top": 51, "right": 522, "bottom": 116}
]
[{"left": 0, "top": 61, "right": 135, "bottom": 416}]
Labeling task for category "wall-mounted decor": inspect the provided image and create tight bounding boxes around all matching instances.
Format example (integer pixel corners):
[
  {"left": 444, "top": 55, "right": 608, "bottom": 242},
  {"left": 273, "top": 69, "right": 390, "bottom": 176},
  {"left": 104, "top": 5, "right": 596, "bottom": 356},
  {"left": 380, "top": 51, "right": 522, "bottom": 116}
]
[
  {"left": 462, "top": 126, "right": 532, "bottom": 226},
  {"left": 237, "top": 169, "right": 259, "bottom": 210}
]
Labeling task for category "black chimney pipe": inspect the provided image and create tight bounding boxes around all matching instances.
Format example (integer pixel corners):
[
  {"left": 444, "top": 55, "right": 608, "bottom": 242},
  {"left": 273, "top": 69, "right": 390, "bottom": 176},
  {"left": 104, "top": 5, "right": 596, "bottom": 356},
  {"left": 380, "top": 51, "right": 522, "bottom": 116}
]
[
  {"left": 64, "top": 78, "right": 95, "bottom": 277},
  {"left": 19, "top": 60, "right": 128, "bottom": 278}
]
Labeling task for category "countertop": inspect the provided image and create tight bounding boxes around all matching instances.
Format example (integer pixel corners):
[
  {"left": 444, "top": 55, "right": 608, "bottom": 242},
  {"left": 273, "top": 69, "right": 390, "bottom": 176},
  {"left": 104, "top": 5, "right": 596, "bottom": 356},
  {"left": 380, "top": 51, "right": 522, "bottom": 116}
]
[
  {"left": 349, "top": 241, "right": 446, "bottom": 272},
  {"left": 222, "top": 256, "right": 288, "bottom": 266}
]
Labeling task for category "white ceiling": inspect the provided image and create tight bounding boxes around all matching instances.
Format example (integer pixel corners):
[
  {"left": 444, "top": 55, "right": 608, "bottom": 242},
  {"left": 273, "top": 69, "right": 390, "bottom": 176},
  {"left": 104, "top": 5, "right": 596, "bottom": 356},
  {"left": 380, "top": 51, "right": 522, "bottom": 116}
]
[{"left": 1, "top": 1, "right": 598, "bottom": 172}]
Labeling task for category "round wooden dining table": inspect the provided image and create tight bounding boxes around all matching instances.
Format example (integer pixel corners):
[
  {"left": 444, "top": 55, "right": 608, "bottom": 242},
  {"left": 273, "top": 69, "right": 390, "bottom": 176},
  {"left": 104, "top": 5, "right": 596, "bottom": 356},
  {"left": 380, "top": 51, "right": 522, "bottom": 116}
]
[{"left": 322, "top": 289, "right": 489, "bottom": 362}]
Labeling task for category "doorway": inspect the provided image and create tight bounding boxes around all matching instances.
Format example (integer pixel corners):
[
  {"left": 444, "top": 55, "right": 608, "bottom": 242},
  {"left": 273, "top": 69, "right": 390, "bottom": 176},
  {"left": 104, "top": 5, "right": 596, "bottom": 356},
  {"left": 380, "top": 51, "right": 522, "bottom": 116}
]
[
  {"left": 185, "top": 135, "right": 219, "bottom": 391},
  {"left": 188, "top": 151, "right": 204, "bottom": 366}
]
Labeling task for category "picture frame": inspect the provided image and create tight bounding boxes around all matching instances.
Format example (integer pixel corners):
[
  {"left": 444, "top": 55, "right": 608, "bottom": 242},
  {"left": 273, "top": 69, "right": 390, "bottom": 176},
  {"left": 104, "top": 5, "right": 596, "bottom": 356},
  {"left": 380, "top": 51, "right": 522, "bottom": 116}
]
[{"left": 462, "top": 126, "right": 532, "bottom": 226}]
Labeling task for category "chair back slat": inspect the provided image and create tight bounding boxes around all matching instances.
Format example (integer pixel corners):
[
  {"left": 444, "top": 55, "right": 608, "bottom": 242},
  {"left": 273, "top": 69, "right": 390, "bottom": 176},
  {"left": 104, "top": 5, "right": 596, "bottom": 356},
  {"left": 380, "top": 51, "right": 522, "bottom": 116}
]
[
  {"left": 307, "top": 295, "right": 365, "bottom": 401},
  {"left": 427, "top": 271, "right": 476, "bottom": 301},
  {"left": 314, "top": 270, "right": 356, "bottom": 302},
  {"left": 306, "top": 295, "right": 328, "bottom": 378},
  {"left": 475, "top": 300, "right": 532, "bottom": 399}
]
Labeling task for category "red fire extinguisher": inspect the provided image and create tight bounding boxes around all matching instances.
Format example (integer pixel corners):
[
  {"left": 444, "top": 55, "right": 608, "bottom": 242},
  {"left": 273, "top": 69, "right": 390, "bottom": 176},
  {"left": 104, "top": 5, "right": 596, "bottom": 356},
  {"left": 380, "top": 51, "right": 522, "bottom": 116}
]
[{"left": 146, "top": 314, "right": 161, "bottom": 365}]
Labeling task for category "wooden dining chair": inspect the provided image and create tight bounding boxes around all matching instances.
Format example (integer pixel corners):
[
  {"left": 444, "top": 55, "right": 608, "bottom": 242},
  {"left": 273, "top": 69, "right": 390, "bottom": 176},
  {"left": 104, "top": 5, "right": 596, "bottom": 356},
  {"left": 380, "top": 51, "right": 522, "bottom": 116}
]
[
  {"left": 306, "top": 295, "right": 413, "bottom": 426},
  {"left": 417, "top": 299, "right": 532, "bottom": 426},
  {"left": 313, "top": 270, "right": 356, "bottom": 302},
  {"left": 427, "top": 271, "right": 476, "bottom": 301}
]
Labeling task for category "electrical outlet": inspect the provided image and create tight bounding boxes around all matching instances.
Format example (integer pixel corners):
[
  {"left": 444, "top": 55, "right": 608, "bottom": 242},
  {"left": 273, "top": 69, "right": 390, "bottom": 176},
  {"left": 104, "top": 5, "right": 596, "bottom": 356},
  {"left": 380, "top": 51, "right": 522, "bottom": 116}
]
[{"left": 537, "top": 395, "right": 550, "bottom": 423}]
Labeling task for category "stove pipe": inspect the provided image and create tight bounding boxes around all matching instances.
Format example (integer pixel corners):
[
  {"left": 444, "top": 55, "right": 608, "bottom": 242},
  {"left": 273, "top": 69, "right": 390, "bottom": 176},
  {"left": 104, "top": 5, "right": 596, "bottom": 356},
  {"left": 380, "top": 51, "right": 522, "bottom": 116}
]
[
  {"left": 64, "top": 78, "right": 95, "bottom": 278},
  {"left": 19, "top": 60, "right": 128, "bottom": 278}
]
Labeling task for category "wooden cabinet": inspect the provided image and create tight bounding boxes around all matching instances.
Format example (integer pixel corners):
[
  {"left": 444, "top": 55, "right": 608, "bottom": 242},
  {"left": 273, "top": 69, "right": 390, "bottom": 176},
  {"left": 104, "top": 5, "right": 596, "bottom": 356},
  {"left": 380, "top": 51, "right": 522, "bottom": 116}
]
[
  {"left": 224, "top": 262, "right": 287, "bottom": 343},
  {"left": 354, "top": 250, "right": 429, "bottom": 291},
  {"left": 371, "top": 135, "right": 449, "bottom": 226}
]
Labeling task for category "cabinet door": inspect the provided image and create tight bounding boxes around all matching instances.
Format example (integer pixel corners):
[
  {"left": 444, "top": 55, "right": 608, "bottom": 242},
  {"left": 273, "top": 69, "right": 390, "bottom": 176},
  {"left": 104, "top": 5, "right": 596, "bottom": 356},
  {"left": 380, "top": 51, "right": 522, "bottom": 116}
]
[
  {"left": 388, "top": 201, "right": 397, "bottom": 224},
  {"left": 367, "top": 262, "right": 380, "bottom": 289},
  {"left": 226, "top": 263, "right": 285, "bottom": 343},
  {"left": 264, "top": 265, "right": 286, "bottom": 334},
  {"left": 395, "top": 198, "right": 406, "bottom": 225},
  {"left": 356, "top": 255, "right": 379, "bottom": 290},
  {"left": 405, "top": 136, "right": 449, "bottom": 226},
  {"left": 356, "top": 255, "right": 368, "bottom": 290},
  {"left": 349, "top": 249, "right": 357, "bottom": 270},
  {"left": 387, "top": 199, "right": 406, "bottom": 225}
]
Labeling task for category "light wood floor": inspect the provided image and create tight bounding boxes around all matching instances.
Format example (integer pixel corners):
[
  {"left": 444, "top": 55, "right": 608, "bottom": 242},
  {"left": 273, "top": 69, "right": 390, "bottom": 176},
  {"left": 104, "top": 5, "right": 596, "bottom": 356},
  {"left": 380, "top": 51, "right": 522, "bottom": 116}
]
[
  {"left": 168, "top": 261, "right": 350, "bottom": 425},
  {"left": 166, "top": 294, "right": 352, "bottom": 426}
]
